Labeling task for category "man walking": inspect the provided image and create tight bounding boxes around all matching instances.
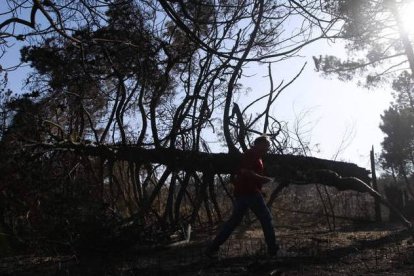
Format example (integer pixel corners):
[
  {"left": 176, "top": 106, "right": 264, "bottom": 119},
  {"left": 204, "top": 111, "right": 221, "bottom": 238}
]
[{"left": 206, "top": 136, "right": 279, "bottom": 257}]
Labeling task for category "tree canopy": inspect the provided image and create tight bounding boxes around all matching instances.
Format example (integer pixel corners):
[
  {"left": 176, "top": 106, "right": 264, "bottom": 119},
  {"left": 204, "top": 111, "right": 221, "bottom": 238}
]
[{"left": 317, "top": 0, "right": 414, "bottom": 88}]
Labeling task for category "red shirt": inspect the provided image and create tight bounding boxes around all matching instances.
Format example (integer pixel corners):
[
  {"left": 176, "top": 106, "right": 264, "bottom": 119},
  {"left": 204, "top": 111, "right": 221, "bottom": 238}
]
[{"left": 233, "top": 147, "right": 266, "bottom": 196}]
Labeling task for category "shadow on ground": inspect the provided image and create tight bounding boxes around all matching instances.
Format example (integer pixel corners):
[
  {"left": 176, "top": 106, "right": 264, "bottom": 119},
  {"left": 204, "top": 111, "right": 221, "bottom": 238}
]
[{"left": 2, "top": 222, "right": 414, "bottom": 275}]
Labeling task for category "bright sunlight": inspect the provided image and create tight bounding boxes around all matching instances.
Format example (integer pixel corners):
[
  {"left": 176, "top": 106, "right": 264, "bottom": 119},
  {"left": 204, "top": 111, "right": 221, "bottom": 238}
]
[{"left": 400, "top": 0, "right": 414, "bottom": 33}]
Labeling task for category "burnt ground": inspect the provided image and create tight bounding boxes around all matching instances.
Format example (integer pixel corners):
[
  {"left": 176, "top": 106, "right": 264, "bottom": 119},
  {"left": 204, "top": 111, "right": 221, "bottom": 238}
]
[{"left": 2, "top": 221, "right": 414, "bottom": 275}]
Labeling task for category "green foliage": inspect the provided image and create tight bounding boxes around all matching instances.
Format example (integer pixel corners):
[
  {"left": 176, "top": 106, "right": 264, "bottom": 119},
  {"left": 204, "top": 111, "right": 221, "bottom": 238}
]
[
  {"left": 0, "top": 128, "right": 119, "bottom": 254},
  {"left": 0, "top": 72, "right": 13, "bottom": 141},
  {"left": 318, "top": 0, "right": 412, "bottom": 88},
  {"left": 18, "top": 0, "right": 170, "bottom": 144},
  {"left": 380, "top": 68, "right": 414, "bottom": 174},
  {"left": 318, "top": 55, "right": 368, "bottom": 81},
  {"left": 392, "top": 71, "right": 414, "bottom": 109},
  {"left": 0, "top": 1, "right": 164, "bottom": 254},
  {"left": 380, "top": 107, "right": 414, "bottom": 171}
]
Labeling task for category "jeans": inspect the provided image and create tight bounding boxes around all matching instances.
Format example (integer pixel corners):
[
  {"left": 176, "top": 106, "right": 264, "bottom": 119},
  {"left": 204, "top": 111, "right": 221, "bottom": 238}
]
[{"left": 209, "top": 193, "right": 277, "bottom": 252}]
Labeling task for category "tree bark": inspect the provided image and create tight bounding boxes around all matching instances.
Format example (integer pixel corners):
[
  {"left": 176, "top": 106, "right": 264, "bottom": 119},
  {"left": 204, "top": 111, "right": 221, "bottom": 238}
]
[
  {"left": 370, "top": 146, "right": 381, "bottom": 222},
  {"left": 41, "top": 143, "right": 370, "bottom": 184}
]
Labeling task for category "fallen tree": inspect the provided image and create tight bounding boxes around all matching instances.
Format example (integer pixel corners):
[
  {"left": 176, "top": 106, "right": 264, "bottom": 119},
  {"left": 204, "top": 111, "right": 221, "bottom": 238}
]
[
  {"left": 35, "top": 142, "right": 412, "bottom": 230},
  {"left": 37, "top": 143, "right": 369, "bottom": 179}
]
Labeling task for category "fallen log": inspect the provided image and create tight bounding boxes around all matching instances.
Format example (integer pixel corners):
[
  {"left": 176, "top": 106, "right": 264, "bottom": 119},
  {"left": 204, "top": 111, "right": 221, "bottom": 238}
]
[
  {"left": 266, "top": 170, "right": 412, "bottom": 229},
  {"left": 34, "top": 143, "right": 412, "bottom": 230},
  {"left": 36, "top": 143, "right": 370, "bottom": 183}
]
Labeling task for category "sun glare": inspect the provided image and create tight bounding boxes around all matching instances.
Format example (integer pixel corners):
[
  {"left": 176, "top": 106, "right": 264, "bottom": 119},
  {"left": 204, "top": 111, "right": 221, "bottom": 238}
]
[{"left": 400, "top": 1, "right": 414, "bottom": 33}]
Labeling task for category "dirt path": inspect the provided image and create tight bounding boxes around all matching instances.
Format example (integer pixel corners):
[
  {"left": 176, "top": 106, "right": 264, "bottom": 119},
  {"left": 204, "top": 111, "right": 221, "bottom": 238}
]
[{"left": 1, "top": 223, "right": 414, "bottom": 275}]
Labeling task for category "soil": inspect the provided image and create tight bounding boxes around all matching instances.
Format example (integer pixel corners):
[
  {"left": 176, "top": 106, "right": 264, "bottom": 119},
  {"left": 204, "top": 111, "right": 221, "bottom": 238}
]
[{"left": 2, "top": 221, "right": 414, "bottom": 275}]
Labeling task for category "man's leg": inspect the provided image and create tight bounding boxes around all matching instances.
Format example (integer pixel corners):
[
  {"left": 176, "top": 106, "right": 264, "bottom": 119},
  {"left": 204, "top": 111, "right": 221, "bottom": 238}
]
[
  {"left": 207, "top": 196, "right": 248, "bottom": 252},
  {"left": 249, "top": 193, "right": 278, "bottom": 253}
]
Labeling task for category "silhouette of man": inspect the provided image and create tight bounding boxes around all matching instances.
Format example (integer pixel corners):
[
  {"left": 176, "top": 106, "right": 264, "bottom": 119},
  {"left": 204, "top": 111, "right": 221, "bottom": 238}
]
[{"left": 206, "top": 136, "right": 279, "bottom": 257}]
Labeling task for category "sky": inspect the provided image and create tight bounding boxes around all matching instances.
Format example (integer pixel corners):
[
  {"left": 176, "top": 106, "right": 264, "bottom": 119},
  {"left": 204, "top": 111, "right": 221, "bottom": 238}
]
[
  {"left": 0, "top": 4, "right": 396, "bottom": 172},
  {"left": 237, "top": 39, "right": 393, "bottom": 170},
  {"left": 1, "top": 33, "right": 393, "bottom": 173}
]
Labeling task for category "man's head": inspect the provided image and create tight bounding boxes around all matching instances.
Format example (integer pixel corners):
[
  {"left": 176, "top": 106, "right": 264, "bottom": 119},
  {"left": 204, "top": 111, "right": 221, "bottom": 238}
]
[{"left": 253, "top": 136, "right": 270, "bottom": 156}]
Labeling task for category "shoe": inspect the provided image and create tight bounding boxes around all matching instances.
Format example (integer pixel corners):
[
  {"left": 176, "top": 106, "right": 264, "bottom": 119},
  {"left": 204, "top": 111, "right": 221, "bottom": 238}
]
[
  {"left": 267, "top": 244, "right": 280, "bottom": 257},
  {"left": 205, "top": 246, "right": 219, "bottom": 259}
]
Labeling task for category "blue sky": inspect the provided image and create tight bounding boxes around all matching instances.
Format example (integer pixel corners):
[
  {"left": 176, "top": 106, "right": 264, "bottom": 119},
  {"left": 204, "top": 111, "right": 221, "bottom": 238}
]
[
  {"left": 2, "top": 35, "right": 393, "bottom": 171},
  {"left": 237, "top": 39, "right": 393, "bottom": 170},
  {"left": 0, "top": 5, "right": 394, "bottom": 172}
]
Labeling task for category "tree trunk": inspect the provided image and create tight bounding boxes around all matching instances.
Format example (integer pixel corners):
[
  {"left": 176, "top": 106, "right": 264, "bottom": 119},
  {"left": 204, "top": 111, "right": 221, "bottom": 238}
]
[{"left": 370, "top": 146, "right": 381, "bottom": 222}]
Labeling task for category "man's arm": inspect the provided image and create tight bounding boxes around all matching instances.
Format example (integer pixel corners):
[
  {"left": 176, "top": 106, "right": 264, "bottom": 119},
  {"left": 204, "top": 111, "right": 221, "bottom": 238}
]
[{"left": 239, "top": 169, "right": 274, "bottom": 184}]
